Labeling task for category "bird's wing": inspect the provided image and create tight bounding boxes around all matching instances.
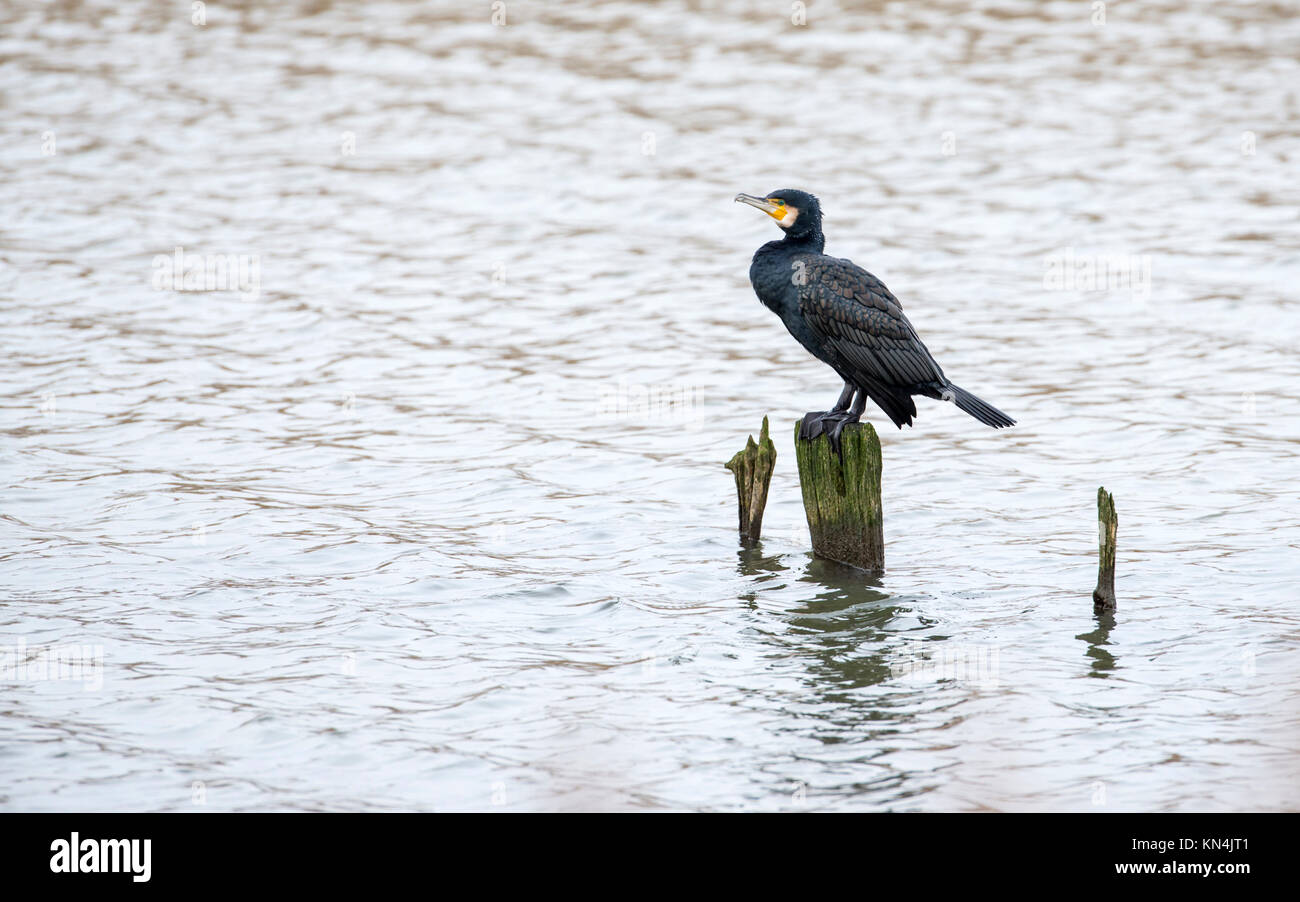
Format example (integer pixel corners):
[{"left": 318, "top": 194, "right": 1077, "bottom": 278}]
[{"left": 795, "top": 255, "right": 946, "bottom": 388}]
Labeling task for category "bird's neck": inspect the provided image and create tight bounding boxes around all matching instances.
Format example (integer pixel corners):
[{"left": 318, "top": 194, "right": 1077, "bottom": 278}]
[{"left": 780, "top": 230, "right": 824, "bottom": 254}]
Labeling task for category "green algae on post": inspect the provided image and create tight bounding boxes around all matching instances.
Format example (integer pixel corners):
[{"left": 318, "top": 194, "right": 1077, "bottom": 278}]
[
  {"left": 724, "top": 416, "right": 776, "bottom": 542},
  {"left": 1093, "top": 486, "right": 1118, "bottom": 612},
  {"left": 794, "top": 420, "right": 884, "bottom": 572}
]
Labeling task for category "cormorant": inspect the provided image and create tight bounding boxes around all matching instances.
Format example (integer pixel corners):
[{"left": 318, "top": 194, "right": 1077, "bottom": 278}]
[{"left": 736, "top": 189, "right": 1015, "bottom": 447}]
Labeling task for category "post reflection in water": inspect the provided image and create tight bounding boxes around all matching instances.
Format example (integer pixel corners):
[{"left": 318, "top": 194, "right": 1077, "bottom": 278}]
[
  {"left": 739, "top": 543, "right": 907, "bottom": 715},
  {"left": 1077, "top": 612, "right": 1118, "bottom": 679}
]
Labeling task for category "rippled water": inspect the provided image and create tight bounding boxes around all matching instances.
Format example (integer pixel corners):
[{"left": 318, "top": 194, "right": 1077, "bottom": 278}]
[{"left": 2, "top": 0, "right": 1299, "bottom": 811}]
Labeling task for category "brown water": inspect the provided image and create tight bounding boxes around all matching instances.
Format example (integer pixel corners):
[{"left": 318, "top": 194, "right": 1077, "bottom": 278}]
[{"left": 2, "top": 0, "right": 1299, "bottom": 811}]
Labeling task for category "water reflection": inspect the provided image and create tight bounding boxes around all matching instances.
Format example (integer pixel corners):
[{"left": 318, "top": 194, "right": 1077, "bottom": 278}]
[
  {"left": 740, "top": 543, "right": 899, "bottom": 692},
  {"left": 784, "top": 571, "right": 899, "bottom": 695},
  {"left": 3, "top": 0, "right": 1299, "bottom": 811},
  {"left": 1077, "top": 611, "right": 1118, "bottom": 678},
  {"left": 734, "top": 540, "right": 785, "bottom": 580}
]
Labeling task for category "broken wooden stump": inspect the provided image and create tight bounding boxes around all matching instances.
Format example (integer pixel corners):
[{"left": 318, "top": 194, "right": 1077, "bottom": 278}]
[
  {"left": 794, "top": 420, "right": 884, "bottom": 572},
  {"left": 1093, "top": 486, "right": 1118, "bottom": 613},
  {"left": 725, "top": 416, "right": 776, "bottom": 542}
]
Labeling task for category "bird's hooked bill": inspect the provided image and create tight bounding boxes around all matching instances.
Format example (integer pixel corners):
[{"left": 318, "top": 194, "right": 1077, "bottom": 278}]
[{"left": 734, "top": 193, "right": 784, "bottom": 218}]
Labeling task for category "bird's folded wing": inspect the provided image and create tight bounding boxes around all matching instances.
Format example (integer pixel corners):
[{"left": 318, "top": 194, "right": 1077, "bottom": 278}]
[{"left": 797, "top": 256, "right": 946, "bottom": 388}]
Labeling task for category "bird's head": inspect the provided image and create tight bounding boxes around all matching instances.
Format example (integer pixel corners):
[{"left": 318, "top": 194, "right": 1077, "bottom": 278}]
[{"left": 735, "top": 188, "right": 823, "bottom": 240}]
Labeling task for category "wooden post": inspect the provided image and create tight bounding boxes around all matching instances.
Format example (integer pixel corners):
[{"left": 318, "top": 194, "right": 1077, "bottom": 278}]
[
  {"left": 725, "top": 416, "right": 776, "bottom": 542},
  {"left": 794, "top": 421, "right": 884, "bottom": 571},
  {"left": 1093, "top": 486, "right": 1118, "bottom": 612}
]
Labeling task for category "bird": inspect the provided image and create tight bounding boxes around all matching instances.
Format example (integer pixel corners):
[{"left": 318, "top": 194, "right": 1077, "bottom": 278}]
[{"left": 735, "top": 188, "right": 1015, "bottom": 449}]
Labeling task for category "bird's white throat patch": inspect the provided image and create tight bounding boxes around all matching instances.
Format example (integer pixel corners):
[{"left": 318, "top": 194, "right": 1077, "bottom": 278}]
[{"left": 778, "top": 206, "right": 800, "bottom": 228}]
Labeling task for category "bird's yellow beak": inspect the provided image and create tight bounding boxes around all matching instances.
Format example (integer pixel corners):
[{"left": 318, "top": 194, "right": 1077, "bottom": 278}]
[{"left": 735, "top": 193, "right": 787, "bottom": 220}]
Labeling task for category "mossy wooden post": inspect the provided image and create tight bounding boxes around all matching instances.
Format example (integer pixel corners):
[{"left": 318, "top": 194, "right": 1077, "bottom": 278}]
[
  {"left": 1093, "top": 486, "right": 1118, "bottom": 612},
  {"left": 725, "top": 416, "right": 776, "bottom": 542},
  {"left": 794, "top": 421, "right": 884, "bottom": 571}
]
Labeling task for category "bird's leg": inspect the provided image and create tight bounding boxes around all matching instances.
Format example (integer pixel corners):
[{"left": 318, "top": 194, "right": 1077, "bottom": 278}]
[
  {"left": 825, "top": 390, "right": 868, "bottom": 453},
  {"left": 829, "top": 382, "right": 855, "bottom": 414},
  {"left": 799, "top": 383, "right": 857, "bottom": 442}
]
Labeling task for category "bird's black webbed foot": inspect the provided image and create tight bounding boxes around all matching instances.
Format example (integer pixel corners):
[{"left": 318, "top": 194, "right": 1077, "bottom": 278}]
[
  {"left": 799, "top": 410, "right": 861, "bottom": 454},
  {"left": 825, "top": 412, "right": 861, "bottom": 453},
  {"left": 799, "top": 410, "right": 833, "bottom": 442}
]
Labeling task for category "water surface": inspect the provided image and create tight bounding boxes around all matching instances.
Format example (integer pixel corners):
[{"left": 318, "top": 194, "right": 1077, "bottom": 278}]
[{"left": 2, "top": 0, "right": 1298, "bottom": 811}]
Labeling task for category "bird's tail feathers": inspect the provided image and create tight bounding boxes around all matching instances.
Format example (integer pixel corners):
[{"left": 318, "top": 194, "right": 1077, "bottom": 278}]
[
  {"left": 944, "top": 383, "right": 1016, "bottom": 428},
  {"left": 874, "top": 388, "right": 917, "bottom": 429}
]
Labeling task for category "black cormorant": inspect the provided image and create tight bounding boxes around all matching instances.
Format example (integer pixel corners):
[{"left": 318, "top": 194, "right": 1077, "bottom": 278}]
[{"left": 736, "top": 188, "right": 1015, "bottom": 446}]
